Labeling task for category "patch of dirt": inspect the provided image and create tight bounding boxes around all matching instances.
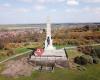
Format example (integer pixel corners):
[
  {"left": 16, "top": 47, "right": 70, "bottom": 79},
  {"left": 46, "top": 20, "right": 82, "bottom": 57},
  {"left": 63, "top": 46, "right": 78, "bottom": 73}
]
[
  {"left": 68, "top": 59, "right": 78, "bottom": 70},
  {"left": 1, "top": 57, "right": 34, "bottom": 77}
]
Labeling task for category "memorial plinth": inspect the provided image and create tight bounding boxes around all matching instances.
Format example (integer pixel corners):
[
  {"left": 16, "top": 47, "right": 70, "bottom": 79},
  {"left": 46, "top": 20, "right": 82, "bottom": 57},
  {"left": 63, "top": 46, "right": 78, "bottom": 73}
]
[{"left": 30, "top": 17, "right": 67, "bottom": 67}]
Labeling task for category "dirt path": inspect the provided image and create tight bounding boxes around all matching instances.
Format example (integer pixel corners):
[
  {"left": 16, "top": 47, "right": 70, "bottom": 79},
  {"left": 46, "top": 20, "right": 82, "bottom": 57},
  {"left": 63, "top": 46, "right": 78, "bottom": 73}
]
[
  {"left": 1, "top": 57, "right": 34, "bottom": 77},
  {"left": 64, "top": 44, "right": 100, "bottom": 50},
  {"left": 0, "top": 50, "right": 32, "bottom": 64}
]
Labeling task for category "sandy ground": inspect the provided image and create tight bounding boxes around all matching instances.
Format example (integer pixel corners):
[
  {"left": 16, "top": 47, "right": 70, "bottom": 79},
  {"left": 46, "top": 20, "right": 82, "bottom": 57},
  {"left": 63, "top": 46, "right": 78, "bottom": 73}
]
[
  {"left": 1, "top": 56, "right": 68, "bottom": 77},
  {"left": 1, "top": 57, "right": 34, "bottom": 77}
]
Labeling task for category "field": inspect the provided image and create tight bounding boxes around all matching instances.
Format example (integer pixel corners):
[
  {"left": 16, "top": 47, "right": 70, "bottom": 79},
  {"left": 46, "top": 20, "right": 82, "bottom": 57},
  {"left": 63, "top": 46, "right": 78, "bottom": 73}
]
[
  {"left": 0, "top": 25, "right": 100, "bottom": 80},
  {"left": 16, "top": 64, "right": 100, "bottom": 80},
  {"left": 0, "top": 64, "right": 100, "bottom": 80},
  {"left": 0, "top": 42, "right": 41, "bottom": 61},
  {"left": 0, "top": 46, "right": 99, "bottom": 80},
  {"left": 0, "top": 47, "right": 29, "bottom": 61}
]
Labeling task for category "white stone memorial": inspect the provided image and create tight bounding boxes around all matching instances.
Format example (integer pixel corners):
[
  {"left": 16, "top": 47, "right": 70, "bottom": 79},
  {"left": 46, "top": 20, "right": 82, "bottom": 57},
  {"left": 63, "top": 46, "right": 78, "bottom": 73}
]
[
  {"left": 44, "top": 17, "right": 55, "bottom": 50},
  {"left": 30, "top": 17, "right": 67, "bottom": 67}
]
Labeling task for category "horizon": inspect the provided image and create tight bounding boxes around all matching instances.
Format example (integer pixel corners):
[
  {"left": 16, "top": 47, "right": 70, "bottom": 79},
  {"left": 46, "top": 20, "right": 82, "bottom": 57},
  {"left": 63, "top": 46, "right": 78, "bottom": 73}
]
[{"left": 0, "top": 22, "right": 100, "bottom": 25}]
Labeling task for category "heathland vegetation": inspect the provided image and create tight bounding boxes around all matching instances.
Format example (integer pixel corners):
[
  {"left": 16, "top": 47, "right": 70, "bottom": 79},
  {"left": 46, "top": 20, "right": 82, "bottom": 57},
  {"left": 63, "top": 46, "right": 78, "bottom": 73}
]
[
  {"left": 0, "top": 24, "right": 100, "bottom": 62},
  {"left": 0, "top": 24, "right": 100, "bottom": 80}
]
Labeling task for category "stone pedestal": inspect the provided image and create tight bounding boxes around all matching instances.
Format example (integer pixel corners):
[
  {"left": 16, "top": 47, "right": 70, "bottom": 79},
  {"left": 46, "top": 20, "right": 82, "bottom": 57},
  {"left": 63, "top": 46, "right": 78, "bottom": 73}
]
[{"left": 29, "top": 17, "right": 67, "bottom": 68}]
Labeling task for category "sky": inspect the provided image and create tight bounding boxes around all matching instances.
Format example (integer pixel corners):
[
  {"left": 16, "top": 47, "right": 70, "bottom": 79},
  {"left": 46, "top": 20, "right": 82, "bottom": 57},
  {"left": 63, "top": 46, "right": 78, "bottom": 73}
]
[{"left": 0, "top": 0, "right": 100, "bottom": 24}]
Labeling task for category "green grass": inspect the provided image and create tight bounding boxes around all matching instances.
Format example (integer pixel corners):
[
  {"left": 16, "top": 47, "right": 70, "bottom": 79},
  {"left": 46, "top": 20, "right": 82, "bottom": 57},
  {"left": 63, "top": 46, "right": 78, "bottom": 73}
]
[
  {"left": 54, "top": 44, "right": 73, "bottom": 49},
  {"left": 0, "top": 45, "right": 100, "bottom": 80},
  {"left": 0, "top": 42, "right": 38, "bottom": 61},
  {"left": 0, "top": 56, "right": 9, "bottom": 62},
  {"left": 67, "top": 49, "right": 83, "bottom": 58},
  {"left": 15, "top": 48, "right": 29, "bottom": 54},
  {"left": 0, "top": 64, "right": 100, "bottom": 80},
  {"left": 0, "top": 48, "right": 30, "bottom": 62}
]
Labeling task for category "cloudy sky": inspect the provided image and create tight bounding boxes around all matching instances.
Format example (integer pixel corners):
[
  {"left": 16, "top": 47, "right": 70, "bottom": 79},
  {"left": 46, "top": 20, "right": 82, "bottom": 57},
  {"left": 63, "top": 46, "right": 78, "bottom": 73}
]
[{"left": 0, "top": 0, "right": 100, "bottom": 24}]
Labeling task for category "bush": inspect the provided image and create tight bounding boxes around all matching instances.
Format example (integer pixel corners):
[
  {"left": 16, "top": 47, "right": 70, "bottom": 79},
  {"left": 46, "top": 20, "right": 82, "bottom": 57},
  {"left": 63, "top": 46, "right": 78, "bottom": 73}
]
[
  {"left": 81, "top": 55, "right": 93, "bottom": 64},
  {"left": 0, "top": 42, "right": 5, "bottom": 49},
  {"left": 6, "top": 49, "right": 15, "bottom": 56},
  {"left": 93, "top": 57, "right": 100, "bottom": 64},
  {"left": 74, "top": 56, "right": 81, "bottom": 64},
  {"left": 74, "top": 55, "right": 93, "bottom": 65},
  {"left": 74, "top": 56, "right": 88, "bottom": 65},
  {"left": 94, "top": 48, "right": 100, "bottom": 58},
  {"left": 80, "top": 56, "right": 88, "bottom": 65}
]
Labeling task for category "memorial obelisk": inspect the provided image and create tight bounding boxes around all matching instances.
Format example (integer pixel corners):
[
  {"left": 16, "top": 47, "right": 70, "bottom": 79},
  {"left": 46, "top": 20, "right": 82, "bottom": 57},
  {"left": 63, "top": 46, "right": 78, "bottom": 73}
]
[{"left": 45, "top": 17, "right": 55, "bottom": 50}]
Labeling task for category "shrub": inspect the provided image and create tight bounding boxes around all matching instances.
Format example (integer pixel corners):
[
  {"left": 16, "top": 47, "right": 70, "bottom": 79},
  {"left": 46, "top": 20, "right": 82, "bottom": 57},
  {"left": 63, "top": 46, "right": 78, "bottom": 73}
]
[
  {"left": 74, "top": 55, "right": 93, "bottom": 65},
  {"left": 93, "top": 57, "right": 100, "bottom": 64},
  {"left": 81, "top": 55, "right": 93, "bottom": 64},
  {"left": 80, "top": 56, "right": 88, "bottom": 65},
  {"left": 0, "top": 42, "right": 5, "bottom": 49},
  {"left": 94, "top": 48, "right": 100, "bottom": 58},
  {"left": 6, "top": 49, "right": 15, "bottom": 56},
  {"left": 74, "top": 56, "right": 81, "bottom": 64}
]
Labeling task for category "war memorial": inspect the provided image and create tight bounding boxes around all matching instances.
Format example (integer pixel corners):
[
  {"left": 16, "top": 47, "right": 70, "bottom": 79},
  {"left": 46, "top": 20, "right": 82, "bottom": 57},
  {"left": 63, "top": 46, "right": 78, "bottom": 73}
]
[{"left": 29, "top": 18, "right": 67, "bottom": 70}]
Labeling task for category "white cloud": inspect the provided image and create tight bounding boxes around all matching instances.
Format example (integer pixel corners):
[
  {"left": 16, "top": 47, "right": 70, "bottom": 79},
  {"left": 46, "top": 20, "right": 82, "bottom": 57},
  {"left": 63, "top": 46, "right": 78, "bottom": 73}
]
[
  {"left": 67, "top": 0, "right": 79, "bottom": 6},
  {"left": 37, "top": 0, "right": 65, "bottom": 4},
  {"left": 34, "top": 5, "right": 46, "bottom": 11},
  {"left": 83, "top": 7, "right": 100, "bottom": 14},
  {"left": 81, "top": 0, "right": 100, "bottom": 3},
  {"left": 51, "top": 9, "right": 57, "bottom": 12},
  {"left": 58, "top": 0, "right": 65, "bottom": 2},
  {"left": 15, "top": 8, "right": 31, "bottom": 13},
  {"left": 65, "top": 6, "right": 100, "bottom": 15},
  {"left": 65, "top": 8, "right": 79, "bottom": 12},
  {"left": 3, "top": 3, "right": 11, "bottom": 7},
  {"left": 17, "top": 0, "right": 33, "bottom": 3},
  {"left": 0, "top": 3, "right": 11, "bottom": 11},
  {"left": 37, "top": 0, "right": 46, "bottom": 4}
]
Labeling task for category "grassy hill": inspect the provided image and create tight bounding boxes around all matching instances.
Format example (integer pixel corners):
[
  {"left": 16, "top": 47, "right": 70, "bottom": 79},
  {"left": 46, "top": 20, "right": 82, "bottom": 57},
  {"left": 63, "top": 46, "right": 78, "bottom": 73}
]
[
  {"left": 0, "top": 46, "right": 100, "bottom": 80},
  {"left": 0, "top": 64, "right": 100, "bottom": 80}
]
